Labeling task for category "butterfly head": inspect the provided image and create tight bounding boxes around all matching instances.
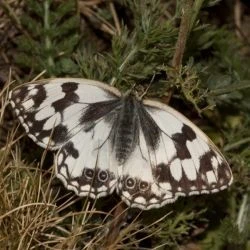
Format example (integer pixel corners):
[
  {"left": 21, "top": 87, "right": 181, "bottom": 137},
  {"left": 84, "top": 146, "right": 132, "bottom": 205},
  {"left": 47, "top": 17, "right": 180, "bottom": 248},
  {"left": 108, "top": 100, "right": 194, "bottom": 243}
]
[{"left": 123, "top": 85, "right": 150, "bottom": 102}]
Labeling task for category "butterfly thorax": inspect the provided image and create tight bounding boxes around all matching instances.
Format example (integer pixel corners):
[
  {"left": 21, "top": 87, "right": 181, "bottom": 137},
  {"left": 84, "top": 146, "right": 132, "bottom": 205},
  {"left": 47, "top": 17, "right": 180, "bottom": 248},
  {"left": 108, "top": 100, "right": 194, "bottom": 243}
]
[{"left": 113, "top": 95, "right": 139, "bottom": 165}]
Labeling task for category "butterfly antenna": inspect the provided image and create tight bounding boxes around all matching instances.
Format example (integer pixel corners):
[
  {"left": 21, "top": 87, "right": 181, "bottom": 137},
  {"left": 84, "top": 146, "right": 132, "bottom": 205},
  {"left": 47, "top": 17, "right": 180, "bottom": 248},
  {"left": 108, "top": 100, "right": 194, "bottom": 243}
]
[
  {"left": 140, "top": 84, "right": 151, "bottom": 99},
  {"left": 124, "top": 83, "right": 136, "bottom": 96},
  {"left": 139, "top": 73, "right": 155, "bottom": 99}
]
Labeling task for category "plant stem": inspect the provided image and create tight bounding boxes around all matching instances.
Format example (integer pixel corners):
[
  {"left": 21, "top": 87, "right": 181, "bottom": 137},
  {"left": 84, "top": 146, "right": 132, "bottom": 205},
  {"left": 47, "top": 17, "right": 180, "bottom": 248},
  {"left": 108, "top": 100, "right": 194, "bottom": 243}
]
[
  {"left": 172, "top": 0, "right": 193, "bottom": 69},
  {"left": 110, "top": 46, "right": 138, "bottom": 86},
  {"left": 103, "top": 202, "right": 128, "bottom": 249},
  {"left": 224, "top": 137, "right": 250, "bottom": 152},
  {"left": 44, "top": 0, "right": 55, "bottom": 72}
]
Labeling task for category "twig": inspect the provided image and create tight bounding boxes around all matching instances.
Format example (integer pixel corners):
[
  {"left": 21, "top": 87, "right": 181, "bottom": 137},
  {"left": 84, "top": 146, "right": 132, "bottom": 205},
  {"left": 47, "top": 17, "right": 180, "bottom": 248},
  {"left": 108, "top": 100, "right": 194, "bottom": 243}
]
[
  {"left": 0, "top": 0, "right": 32, "bottom": 41},
  {"left": 224, "top": 137, "right": 250, "bottom": 152},
  {"left": 109, "top": 2, "right": 121, "bottom": 35},
  {"left": 79, "top": 3, "right": 116, "bottom": 36},
  {"left": 103, "top": 202, "right": 128, "bottom": 249},
  {"left": 166, "top": 0, "right": 194, "bottom": 104},
  {"left": 110, "top": 46, "right": 138, "bottom": 86},
  {"left": 234, "top": 0, "right": 242, "bottom": 39},
  {"left": 172, "top": 0, "right": 193, "bottom": 69}
]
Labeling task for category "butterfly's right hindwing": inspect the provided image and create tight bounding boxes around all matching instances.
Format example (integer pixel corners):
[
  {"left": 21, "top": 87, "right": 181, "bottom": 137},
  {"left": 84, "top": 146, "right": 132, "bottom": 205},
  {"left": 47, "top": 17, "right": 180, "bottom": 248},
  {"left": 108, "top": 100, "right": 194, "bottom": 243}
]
[{"left": 117, "top": 100, "right": 233, "bottom": 210}]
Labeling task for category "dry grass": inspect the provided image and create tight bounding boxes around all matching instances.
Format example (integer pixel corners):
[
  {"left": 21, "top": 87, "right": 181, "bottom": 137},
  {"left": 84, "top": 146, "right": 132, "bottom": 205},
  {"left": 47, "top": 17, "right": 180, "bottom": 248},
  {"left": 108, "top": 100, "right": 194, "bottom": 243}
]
[
  {"left": 0, "top": 81, "right": 114, "bottom": 249},
  {"left": 0, "top": 80, "right": 170, "bottom": 249}
]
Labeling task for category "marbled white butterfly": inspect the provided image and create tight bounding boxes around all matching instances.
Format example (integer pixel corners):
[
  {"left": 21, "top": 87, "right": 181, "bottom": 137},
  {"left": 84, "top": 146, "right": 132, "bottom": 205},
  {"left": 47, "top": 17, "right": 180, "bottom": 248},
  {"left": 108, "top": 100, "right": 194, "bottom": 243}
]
[{"left": 9, "top": 78, "right": 233, "bottom": 210}]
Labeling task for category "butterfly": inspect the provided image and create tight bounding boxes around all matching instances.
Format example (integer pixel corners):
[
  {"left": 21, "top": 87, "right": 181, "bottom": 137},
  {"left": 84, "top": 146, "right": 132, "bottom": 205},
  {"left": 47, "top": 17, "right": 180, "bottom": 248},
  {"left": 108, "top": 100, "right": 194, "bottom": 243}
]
[{"left": 9, "top": 78, "right": 233, "bottom": 210}]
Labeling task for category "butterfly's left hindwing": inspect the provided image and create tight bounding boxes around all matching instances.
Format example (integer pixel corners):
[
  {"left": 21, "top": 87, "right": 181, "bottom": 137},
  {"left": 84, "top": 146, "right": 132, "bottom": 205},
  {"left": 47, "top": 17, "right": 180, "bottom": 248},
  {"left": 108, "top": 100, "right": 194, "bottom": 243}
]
[{"left": 9, "top": 78, "right": 233, "bottom": 210}]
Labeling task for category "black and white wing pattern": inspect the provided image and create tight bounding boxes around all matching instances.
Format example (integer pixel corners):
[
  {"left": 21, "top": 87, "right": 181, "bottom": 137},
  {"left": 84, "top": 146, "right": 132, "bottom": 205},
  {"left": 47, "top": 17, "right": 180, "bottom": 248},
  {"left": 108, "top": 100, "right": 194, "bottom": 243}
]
[
  {"left": 9, "top": 78, "right": 122, "bottom": 197},
  {"left": 117, "top": 99, "right": 233, "bottom": 209},
  {"left": 9, "top": 78, "right": 233, "bottom": 209}
]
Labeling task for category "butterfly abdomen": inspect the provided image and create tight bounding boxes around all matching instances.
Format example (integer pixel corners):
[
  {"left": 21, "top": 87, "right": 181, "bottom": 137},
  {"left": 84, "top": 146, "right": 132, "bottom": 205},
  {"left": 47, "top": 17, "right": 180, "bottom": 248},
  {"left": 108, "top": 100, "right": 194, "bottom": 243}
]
[{"left": 114, "top": 96, "right": 139, "bottom": 164}]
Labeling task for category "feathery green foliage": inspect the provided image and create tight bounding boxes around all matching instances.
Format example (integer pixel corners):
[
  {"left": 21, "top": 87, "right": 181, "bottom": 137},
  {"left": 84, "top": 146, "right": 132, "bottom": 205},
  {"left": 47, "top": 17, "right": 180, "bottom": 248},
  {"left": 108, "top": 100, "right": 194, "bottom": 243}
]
[
  {"left": 15, "top": 0, "right": 80, "bottom": 77},
  {"left": 0, "top": 0, "right": 250, "bottom": 249}
]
